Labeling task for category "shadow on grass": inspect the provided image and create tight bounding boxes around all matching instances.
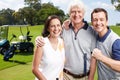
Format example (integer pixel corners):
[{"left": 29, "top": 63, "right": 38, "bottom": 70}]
[
  {"left": 6, "top": 60, "right": 27, "bottom": 64},
  {"left": 15, "top": 52, "right": 33, "bottom": 56}
]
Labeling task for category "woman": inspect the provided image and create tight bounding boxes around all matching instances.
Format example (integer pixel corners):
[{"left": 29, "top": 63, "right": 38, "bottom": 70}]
[{"left": 32, "top": 15, "right": 65, "bottom": 80}]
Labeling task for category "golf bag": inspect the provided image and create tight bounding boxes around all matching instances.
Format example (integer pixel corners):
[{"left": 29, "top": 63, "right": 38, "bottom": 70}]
[{"left": 3, "top": 44, "right": 16, "bottom": 61}]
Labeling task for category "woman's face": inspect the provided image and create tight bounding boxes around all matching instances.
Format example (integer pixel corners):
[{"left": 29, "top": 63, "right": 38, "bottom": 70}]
[{"left": 48, "top": 18, "right": 62, "bottom": 38}]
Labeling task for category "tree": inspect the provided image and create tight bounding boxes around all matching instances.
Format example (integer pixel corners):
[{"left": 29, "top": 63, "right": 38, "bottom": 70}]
[
  {"left": 0, "top": 8, "right": 15, "bottom": 25},
  {"left": 36, "top": 2, "right": 65, "bottom": 24},
  {"left": 111, "top": 0, "right": 120, "bottom": 11},
  {"left": 0, "top": 1, "right": 65, "bottom": 25},
  {"left": 24, "top": 0, "right": 41, "bottom": 9},
  {"left": 12, "top": 11, "right": 21, "bottom": 25},
  {"left": 17, "top": 7, "right": 36, "bottom": 25},
  {"left": 23, "top": 7, "right": 36, "bottom": 25},
  {"left": 0, "top": 16, "right": 5, "bottom": 26}
]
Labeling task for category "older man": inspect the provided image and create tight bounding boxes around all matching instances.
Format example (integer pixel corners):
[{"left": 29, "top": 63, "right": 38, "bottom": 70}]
[{"left": 36, "top": 1, "right": 97, "bottom": 80}]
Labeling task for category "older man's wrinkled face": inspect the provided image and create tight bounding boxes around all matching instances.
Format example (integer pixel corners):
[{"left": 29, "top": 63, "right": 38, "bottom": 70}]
[{"left": 70, "top": 6, "right": 84, "bottom": 25}]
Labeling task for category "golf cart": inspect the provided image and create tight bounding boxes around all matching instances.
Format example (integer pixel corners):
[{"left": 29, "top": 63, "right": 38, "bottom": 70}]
[
  {"left": 11, "top": 25, "right": 34, "bottom": 53},
  {"left": 0, "top": 25, "right": 10, "bottom": 55},
  {"left": 0, "top": 25, "right": 17, "bottom": 61},
  {"left": 0, "top": 25, "right": 34, "bottom": 61}
]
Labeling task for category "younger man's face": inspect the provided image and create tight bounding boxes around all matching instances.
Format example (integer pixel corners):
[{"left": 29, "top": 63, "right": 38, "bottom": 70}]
[{"left": 92, "top": 12, "right": 108, "bottom": 33}]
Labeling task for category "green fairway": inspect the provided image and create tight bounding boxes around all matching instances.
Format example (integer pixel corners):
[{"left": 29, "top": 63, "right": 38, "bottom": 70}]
[{"left": 0, "top": 62, "right": 34, "bottom": 80}]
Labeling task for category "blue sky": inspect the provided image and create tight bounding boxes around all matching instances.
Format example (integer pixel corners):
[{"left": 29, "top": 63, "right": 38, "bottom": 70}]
[{"left": 0, "top": 0, "right": 120, "bottom": 25}]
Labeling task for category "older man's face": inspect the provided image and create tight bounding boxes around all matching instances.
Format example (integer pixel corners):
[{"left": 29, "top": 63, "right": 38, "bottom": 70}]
[{"left": 70, "top": 6, "right": 84, "bottom": 25}]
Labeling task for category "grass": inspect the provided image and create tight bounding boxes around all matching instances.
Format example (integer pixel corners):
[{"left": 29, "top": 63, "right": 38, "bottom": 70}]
[
  {"left": 0, "top": 25, "right": 120, "bottom": 80},
  {"left": 0, "top": 52, "right": 33, "bottom": 70},
  {"left": 8, "top": 25, "right": 44, "bottom": 44},
  {"left": 0, "top": 62, "right": 34, "bottom": 80},
  {"left": 110, "top": 26, "right": 120, "bottom": 35}
]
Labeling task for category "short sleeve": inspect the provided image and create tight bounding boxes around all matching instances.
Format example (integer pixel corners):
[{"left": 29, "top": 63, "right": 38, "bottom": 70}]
[{"left": 112, "top": 39, "right": 120, "bottom": 60}]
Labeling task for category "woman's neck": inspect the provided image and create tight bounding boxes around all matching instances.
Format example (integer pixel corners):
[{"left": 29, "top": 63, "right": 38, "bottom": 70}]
[
  {"left": 48, "top": 36, "right": 58, "bottom": 43},
  {"left": 48, "top": 36, "right": 58, "bottom": 51}
]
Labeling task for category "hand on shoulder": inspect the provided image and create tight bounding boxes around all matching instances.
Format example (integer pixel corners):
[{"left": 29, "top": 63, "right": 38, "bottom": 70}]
[
  {"left": 62, "top": 19, "right": 71, "bottom": 30},
  {"left": 35, "top": 36, "right": 45, "bottom": 47}
]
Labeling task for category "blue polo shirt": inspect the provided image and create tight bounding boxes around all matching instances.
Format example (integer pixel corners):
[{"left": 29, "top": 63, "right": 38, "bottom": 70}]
[{"left": 97, "top": 28, "right": 120, "bottom": 60}]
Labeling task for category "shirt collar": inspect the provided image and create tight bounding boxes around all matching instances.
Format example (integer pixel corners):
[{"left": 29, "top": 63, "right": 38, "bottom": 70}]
[
  {"left": 69, "top": 20, "right": 89, "bottom": 30},
  {"left": 97, "top": 27, "right": 111, "bottom": 42}
]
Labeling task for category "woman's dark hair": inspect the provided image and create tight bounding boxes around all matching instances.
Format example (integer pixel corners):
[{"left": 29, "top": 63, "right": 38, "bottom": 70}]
[
  {"left": 91, "top": 8, "right": 108, "bottom": 21},
  {"left": 42, "top": 15, "right": 62, "bottom": 37}
]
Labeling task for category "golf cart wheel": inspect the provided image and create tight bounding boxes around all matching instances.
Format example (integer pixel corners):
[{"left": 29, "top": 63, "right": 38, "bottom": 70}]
[
  {"left": 3, "top": 56, "right": 9, "bottom": 61},
  {"left": 27, "top": 46, "right": 33, "bottom": 52},
  {"left": 0, "top": 48, "right": 7, "bottom": 55}
]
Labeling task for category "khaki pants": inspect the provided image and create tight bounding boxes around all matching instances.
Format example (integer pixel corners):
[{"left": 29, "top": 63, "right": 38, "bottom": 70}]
[{"left": 63, "top": 72, "right": 88, "bottom": 80}]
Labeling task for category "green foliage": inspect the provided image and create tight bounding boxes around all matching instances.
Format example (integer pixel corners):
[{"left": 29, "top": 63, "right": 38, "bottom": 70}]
[
  {"left": 0, "top": 1, "right": 65, "bottom": 26},
  {"left": 111, "top": 0, "right": 120, "bottom": 11},
  {"left": 0, "top": 8, "right": 15, "bottom": 25},
  {"left": 24, "top": 0, "right": 41, "bottom": 8},
  {"left": 36, "top": 2, "right": 65, "bottom": 24}
]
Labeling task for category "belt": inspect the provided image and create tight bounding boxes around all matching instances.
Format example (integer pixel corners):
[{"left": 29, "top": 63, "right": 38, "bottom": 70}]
[{"left": 63, "top": 69, "right": 89, "bottom": 78}]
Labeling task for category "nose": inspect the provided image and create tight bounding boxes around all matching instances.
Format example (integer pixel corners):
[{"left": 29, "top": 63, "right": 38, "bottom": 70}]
[
  {"left": 96, "top": 20, "right": 101, "bottom": 25},
  {"left": 75, "top": 11, "right": 79, "bottom": 16},
  {"left": 54, "top": 25, "right": 58, "bottom": 30}
]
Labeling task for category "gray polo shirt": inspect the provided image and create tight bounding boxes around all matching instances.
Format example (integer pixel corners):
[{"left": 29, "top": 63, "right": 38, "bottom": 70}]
[
  {"left": 61, "top": 21, "right": 96, "bottom": 74},
  {"left": 97, "top": 30, "right": 120, "bottom": 80}
]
